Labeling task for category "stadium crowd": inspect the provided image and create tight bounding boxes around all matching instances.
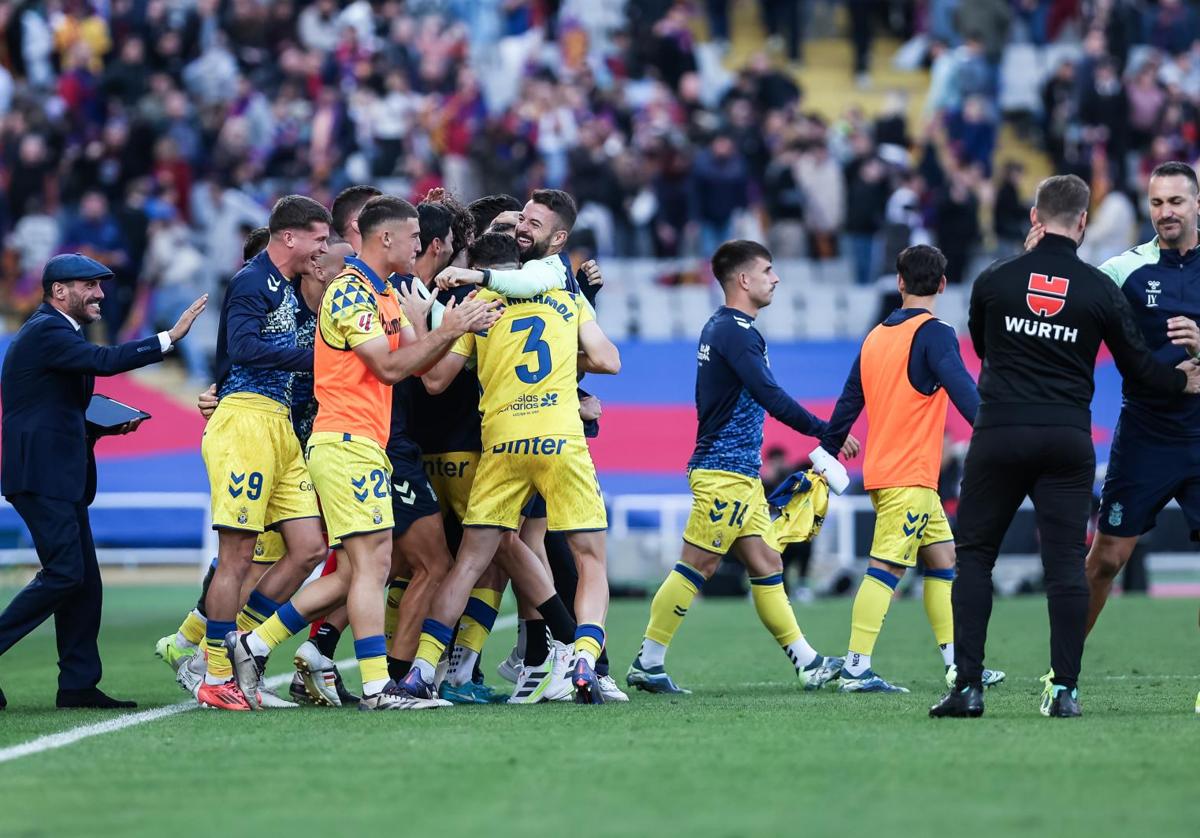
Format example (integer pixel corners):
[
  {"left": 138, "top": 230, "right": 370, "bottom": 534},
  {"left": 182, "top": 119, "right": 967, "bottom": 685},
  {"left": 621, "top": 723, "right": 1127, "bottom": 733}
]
[{"left": 0, "top": 1, "right": 1197, "bottom": 362}]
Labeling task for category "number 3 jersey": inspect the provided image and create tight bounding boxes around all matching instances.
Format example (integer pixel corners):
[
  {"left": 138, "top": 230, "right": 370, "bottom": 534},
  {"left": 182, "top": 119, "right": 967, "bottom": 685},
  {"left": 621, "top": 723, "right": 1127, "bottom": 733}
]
[{"left": 450, "top": 286, "right": 593, "bottom": 448}]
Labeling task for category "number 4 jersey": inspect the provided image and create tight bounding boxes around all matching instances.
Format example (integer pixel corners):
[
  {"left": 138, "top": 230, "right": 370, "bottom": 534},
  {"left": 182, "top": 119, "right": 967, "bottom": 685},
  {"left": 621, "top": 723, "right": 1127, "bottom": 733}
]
[{"left": 450, "top": 286, "right": 593, "bottom": 448}]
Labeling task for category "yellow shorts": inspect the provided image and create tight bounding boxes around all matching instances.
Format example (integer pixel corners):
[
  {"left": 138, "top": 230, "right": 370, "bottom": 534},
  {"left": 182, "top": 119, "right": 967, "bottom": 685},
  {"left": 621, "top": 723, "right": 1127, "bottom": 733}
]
[
  {"left": 423, "top": 451, "right": 479, "bottom": 522},
  {"left": 868, "top": 486, "right": 953, "bottom": 567},
  {"left": 463, "top": 436, "right": 606, "bottom": 532},
  {"left": 683, "top": 469, "right": 771, "bottom": 555},
  {"left": 306, "top": 432, "right": 394, "bottom": 543},
  {"left": 201, "top": 393, "right": 319, "bottom": 533},
  {"left": 252, "top": 531, "right": 285, "bottom": 565}
]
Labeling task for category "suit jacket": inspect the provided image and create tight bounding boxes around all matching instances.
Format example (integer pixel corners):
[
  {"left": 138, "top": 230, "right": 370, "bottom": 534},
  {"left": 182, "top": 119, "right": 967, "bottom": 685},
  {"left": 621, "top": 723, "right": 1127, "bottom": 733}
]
[{"left": 1, "top": 303, "right": 164, "bottom": 504}]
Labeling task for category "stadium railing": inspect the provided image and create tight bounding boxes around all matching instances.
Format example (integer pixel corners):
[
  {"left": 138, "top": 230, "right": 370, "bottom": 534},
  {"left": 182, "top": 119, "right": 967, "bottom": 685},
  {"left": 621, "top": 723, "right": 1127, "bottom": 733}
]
[{"left": 0, "top": 493, "right": 215, "bottom": 578}]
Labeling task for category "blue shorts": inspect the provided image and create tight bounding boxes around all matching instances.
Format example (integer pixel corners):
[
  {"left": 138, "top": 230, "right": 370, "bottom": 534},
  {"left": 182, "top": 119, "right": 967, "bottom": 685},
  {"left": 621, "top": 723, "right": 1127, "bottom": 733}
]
[
  {"left": 1098, "top": 419, "right": 1200, "bottom": 539},
  {"left": 389, "top": 454, "right": 441, "bottom": 537},
  {"left": 521, "top": 492, "right": 547, "bottom": 520}
]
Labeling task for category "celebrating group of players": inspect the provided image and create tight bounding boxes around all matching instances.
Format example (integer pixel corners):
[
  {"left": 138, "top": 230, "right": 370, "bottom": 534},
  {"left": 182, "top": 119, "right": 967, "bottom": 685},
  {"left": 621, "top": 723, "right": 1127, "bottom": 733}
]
[
  {"left": 153, "top": 161, "right": 1200, "bottom": 715},
  {"left": 155, "top": 185, "right": 622, "bottom": 710}
]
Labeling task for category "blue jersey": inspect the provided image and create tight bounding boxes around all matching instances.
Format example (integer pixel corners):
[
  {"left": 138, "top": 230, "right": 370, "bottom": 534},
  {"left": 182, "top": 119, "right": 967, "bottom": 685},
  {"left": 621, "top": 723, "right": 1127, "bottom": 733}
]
[
  {"left": 688, "top": 306, "right": 827, "bottom": 477},
  {"left": 386, "top": 274, "right": 422, "bottom": 463},
  {"left": 290, "top": 293, "right": 318, "bottom": 447},
  {"left": 1101, "top": 239, "right": 1200, "bottom": 440},
  {"left": 214, "top": 250, "right": 311, "bottom": 406}
]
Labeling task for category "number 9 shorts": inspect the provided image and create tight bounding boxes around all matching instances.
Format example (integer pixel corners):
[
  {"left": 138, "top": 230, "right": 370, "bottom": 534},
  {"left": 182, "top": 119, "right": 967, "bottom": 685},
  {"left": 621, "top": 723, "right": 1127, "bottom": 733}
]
[{"left": 201, "top": 394, "right": 319, "bottom": 534}]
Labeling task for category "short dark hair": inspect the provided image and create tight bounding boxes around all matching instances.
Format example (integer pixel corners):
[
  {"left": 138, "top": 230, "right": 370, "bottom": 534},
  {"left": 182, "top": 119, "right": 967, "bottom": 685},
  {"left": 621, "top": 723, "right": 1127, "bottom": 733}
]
[
  {"left": 417, "top": 202, "right": 453, "bottom": 256},
  {"left": 1034, "top": 174, "right": 1090, "bottom": 226},
  {"left": 529, "top": 188, "right": 577, "bottom": 232},
  {"left": 467, "top": 232, "right": 521, "bottom": 269},
  {"left": 896, "top": 244, "right": 947, "bottom": 296},
  {"left": 243, "top": 226, "right": 270, "bottom": 261},
  {"left": 331, "top": 184, "right": 382, "bottom": 238},
  {"left": 357, "top": 196, "right": 419, "bottom": 238},
  {"left": 468, "top": 193, "right": 522, "bottom": 233},
  {"left": 439, "top": 192, "right": 475, "bottom": 259},
  {"left": 268, "top": 194, "right": 333, "bottom": 234},
  {"left": 711, "top": 239, "right": 771, "bottom": 286},
  {"left": 1150, "top": 160, "right": 1200, "bottom": 193}
]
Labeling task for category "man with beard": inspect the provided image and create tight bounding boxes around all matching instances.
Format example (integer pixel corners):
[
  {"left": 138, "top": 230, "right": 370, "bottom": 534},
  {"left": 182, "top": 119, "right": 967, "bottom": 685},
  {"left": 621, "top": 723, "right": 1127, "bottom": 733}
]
[{"left": 0, "top": 254, "right": 206, "bottom": 709}]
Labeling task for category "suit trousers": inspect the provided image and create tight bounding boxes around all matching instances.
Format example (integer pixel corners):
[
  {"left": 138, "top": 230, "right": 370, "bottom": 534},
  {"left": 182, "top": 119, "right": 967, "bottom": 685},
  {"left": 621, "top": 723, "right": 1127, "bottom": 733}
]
[
  {"left": 0, "top": 494, "right": 103, "bottom": 690},
  {"left": 952, "top": 425, "right": 1095, "bottom": 691}
]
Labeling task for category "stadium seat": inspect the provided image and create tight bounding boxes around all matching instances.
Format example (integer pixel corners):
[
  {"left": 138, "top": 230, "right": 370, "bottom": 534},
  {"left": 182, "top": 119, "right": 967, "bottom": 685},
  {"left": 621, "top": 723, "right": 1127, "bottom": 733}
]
[
  {"left": 672, "top": 285, "right": 719, "bottom": 338},
  {"left": 595, "top": 287, "right": 633, "bottom": 341},
  {"left": 634, "top": 285, "right": 675, "bottom": 340},
  {"left": 1000, "top": 44, "right": 1043, "bottom": 115}
]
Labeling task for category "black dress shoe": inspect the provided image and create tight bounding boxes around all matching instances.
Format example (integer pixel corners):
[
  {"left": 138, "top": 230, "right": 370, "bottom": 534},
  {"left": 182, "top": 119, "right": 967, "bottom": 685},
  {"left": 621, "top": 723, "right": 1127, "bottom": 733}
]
[
  {"left": 929, "top": 684, "right": 985, "bottom": 718},
  {"left": 56, "top": 688, "right": 137, "bottom": 710}
]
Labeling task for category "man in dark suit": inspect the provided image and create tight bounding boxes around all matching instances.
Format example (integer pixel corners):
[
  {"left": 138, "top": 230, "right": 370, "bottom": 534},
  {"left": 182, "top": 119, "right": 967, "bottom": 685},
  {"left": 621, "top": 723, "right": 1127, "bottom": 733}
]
[{"left": 0, "top": 253, "right": 206, "bottom": 710}]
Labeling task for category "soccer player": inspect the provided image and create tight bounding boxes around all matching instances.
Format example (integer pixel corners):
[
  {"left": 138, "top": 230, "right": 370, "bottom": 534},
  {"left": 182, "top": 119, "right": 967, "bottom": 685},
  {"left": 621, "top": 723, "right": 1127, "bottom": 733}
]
[
  {"left": 196, "top": 196, "right": 333, "bottom": 711},
  {"left": 627, "top": 240, "right": 853, "bottom": 695},
  {"left": 230, "top": 196, "right": 500, "bottom": 711},
  {"left": 382, "top": 200, "right": 470, "bottom": 682},
  {"left": 398, "top": 226, "right": 622, "bottom": 704},
  {"left": 818, "top": 245, "right": 1004, "bottom": 693},
  {"left": 1024, "top": 162, "right": 1200, "bottom": 713}
]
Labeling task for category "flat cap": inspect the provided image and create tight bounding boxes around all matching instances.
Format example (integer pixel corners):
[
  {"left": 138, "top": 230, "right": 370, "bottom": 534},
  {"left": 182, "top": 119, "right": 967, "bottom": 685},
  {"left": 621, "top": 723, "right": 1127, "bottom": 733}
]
[{"left": 42, "top": 253, "right": 114, "bottom": 291}]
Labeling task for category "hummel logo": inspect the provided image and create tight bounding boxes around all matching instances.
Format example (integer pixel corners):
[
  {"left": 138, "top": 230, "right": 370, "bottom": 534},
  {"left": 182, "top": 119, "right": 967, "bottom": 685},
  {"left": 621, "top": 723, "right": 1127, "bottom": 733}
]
[
  {"left": 393, "top": 480, "right": 416, "bottom": 505},
  {"left": 267, "top": 275, "right": 281, "bottom": 293},
  {"left": 351, "top": 475, "right": 368, "bottom": 503},
  {"left": 735, "top": 318, "right": 752, "bottom": 329},
  {"left": 228, "top": 472, "right": 245, "bottom": 498}
]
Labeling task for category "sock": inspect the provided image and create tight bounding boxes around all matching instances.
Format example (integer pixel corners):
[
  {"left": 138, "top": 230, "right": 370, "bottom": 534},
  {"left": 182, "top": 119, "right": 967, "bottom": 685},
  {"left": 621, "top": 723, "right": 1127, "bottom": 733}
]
[
  {"left": 178, "top": 609, "right": 206, "bottom": 646},
  {"left": 516, "top": 619, "right": 528, "bottom": 659},
  {"left": 536, "top": 594, "right": 577, "bottom": 644},
  {"left": 644, "top": 562, "right": 704, "bottom": 647},
  {"left": 313, "top": 622, "right": 341, "bottom": 659},
  {"left": 844, "top": 651, "right": 871, "bottom": 677},
  {"left": 939, "top": 642, "right": 955, "bottom": 668},
  {"left": 195, "top": 558, "right": 217, "bottom": 616},
  {"left": 204, "top": 619, "right": 237, "bottom": 682},
  {"left": 596, "top": 647, "right": 610, "bottom": 677},
  {"left": 749, "top": 571, "right": 807, "bottom": 659},
  {"left": 255, "top": 601, "right": 308, "bottom": 652},
  {"left": 414, "top": 618, "right": 453, "bottom": 682},
  {"left": 573, "top": 624, "right": 605, "bottom": 668},
  {"left": 523, "top": 618, "right": 549, "bottom": 666},
  {"left": 387, "top": 656, "right": 411, "bottom": 681},
  {"left": 847, "top": 567, "right": 900, "bottom": 673},
  {"left": 638, "top": 638, "right": 668, "bottom": 668},
  {"left": 784, "top": 637, "right": 819, "bottom": 671},
  {"left": 354, "top": 635, "right": 389, "bottom": 693},
  {"left": 458, "top": 587, "right": 501, "bottom": 653},
  {"left": 236, "top": 589, "right": 283, "bottom": 632},
  {"left": 384, "top": 576, "right": 410, "bottom": 641},
  {"left": 448, "top": 646, "right": 478, "bottom": 687},
  {"left": 923, "top": 567, "right": 955, "bottom": 661}
]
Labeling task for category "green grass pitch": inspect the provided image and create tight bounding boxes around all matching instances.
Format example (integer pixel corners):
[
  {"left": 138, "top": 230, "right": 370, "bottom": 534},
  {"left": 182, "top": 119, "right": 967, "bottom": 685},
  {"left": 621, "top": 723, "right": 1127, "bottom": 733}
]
[{"left": 0, "top": 584, "right": 1195, "bottom": 837}]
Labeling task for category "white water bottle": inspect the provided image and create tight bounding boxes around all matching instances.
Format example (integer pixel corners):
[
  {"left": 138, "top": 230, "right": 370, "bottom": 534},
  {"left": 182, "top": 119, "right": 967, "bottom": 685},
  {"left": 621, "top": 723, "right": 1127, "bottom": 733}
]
[{"left": 808, "top": 446, "right": 850, "bottom": 495}]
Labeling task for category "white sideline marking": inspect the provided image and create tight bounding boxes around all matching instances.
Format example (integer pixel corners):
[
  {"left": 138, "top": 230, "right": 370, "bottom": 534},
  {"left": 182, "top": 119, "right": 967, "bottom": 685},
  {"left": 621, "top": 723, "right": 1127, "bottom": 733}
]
[{"left": 0, "top": 613, "right": 518, "bottom": 765}]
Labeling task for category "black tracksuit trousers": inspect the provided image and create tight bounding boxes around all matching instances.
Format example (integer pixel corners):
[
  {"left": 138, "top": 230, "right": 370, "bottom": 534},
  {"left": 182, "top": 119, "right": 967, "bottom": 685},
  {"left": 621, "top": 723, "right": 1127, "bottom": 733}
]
[{"left": 952, "top": 425, "right": 1095, "bottom": 691}]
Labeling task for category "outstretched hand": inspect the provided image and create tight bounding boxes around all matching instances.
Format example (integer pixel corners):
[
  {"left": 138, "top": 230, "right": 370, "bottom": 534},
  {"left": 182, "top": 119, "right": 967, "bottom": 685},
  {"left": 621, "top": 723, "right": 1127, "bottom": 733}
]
[{"left": 168, "top": 294, "right": 209, "bottom": 344}]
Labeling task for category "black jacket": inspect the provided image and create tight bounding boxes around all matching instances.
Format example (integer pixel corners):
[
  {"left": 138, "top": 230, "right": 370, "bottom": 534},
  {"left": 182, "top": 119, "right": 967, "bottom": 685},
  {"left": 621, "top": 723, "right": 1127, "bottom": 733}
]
[
  {"left": 1, "top": 304, "right": 164, "bottom": 504},
  {"left": 968, "top": 233, "right": 1185, "bottom": 430}
]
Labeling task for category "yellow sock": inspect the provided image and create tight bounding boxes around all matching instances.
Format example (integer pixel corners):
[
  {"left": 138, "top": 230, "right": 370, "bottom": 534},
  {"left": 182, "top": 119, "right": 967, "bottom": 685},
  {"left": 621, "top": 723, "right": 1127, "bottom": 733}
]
[
  {"left": 644, "top": 563, "right": 704, "bottom": 646},
  {"left": 574, "top": 623, "right": 605, "bottom": 667},
  {"left": 204, "top": 619, "right": 236, "bottom": 680},
  {"left": 923, "top": 570, "right": 955, "bottom": 646},
  {"left": 354, "top": 635, "right": 389, "bottom": 686},
  {"left": 416, "top": 630, "right": 448, "bottom": 669},
  {"left": 179, "top": 610, "right": 206, "bottom": 645},
  {"left": 256, "top": 602, "right": 308, "bottom": 652},
  {"left": 458, "top": 587, "right": 503, "bottom": 654},
  {"left": 384, "top": 577, "right": 410, "bottom": 641},
  {"left": 848, "top": 568, "right": 900, "bottom": 656},
  {"left": 234, "top": 610, "right": 259, "bottom": 633},
  {"left": 749, "top": 572, "right": 802, "bottom": 647}
]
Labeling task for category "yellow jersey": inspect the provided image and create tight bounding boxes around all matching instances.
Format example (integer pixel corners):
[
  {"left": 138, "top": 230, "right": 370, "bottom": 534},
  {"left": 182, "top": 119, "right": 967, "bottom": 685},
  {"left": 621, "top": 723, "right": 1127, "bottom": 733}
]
[
  {"left": 451, "top": 286, "right": 593, "bottom": 447},
  {"left": 313, "top": 258, "right": 409, "bottom": 449}
]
